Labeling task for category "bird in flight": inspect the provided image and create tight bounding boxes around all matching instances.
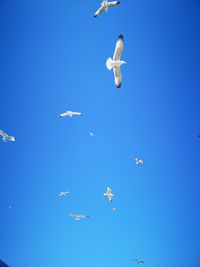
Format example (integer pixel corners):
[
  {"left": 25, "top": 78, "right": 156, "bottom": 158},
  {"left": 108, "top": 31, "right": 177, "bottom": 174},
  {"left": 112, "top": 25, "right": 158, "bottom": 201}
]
[
  {"left": 69, "top": 214, "right": 89, "bottom": 221},
  {"left": 104, "top": 187, "right": 114, "bottom": 202},
  {"left": 0, "top": 130, "right": 16, "bottom": 142},
  {"left": 58, "top": 111, "right": 83, "bottom": 118},
  {"left": 106, "top": 34, "right": 126, "bottom": 88},
  {"left": 94, "top": 0, "right": 120, "bottom": 18},
  {"left": 89, "top": 132, "right": 95, "bottom": 137},
  {"left": 111, "top": 207, "right": 117, "bottom": 211},
  {"left": 134, "top": 259, "right": 145, "bottom": 264},
  {"left": 134, "top": 157, "right": 144, "bottom": 165},
  {"left": 59, "top": 191, "right": 69, "bottom": 197}
]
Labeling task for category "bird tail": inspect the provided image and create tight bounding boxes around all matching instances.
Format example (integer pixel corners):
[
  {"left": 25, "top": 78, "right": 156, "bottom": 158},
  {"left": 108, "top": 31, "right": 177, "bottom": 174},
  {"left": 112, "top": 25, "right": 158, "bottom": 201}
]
[{"left": 106, "top": 57, "right": 113, "bottom": 70}]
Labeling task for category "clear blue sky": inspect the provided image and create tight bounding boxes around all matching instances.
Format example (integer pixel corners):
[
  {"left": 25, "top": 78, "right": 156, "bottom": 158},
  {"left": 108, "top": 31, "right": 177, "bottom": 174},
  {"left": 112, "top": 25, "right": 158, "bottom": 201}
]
[{"left": 0, "top": 0, "right": 200, "bottom": 266}]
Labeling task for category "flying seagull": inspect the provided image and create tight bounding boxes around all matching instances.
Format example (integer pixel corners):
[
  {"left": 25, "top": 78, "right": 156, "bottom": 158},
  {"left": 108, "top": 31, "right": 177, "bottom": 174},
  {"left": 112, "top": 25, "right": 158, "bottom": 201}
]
[
  {"left": 0, "top": 130, "right": 16, "bottom": 142},
  {"left": 106, "top": 34, "right": 126, "bottom": 88},
  {"left": 104, "top": 187, "right": 114, "bottom": 202},
  {"left": 59, "top": 191, "right": 69, "bottom": 197},
  {"left": 94, "top": 0, "right": 120, "bottom": 17},
  {"left": 134, "top": 157, "right": 144, "bottom": 165},
  {"left": 134, "top": 259, "right": 145, "bottom": 264},
  {"left": 58, "top": 111, "right": 83, "bottom": 118},
  {"left": 89, "top": 132, "right": 95, "bottom": 137},
  {"left": 69, "top": 213, "right": 89, "bottom": 221},
  {"left": 111, "top": 207, "right": 117, "bottom": 211}
]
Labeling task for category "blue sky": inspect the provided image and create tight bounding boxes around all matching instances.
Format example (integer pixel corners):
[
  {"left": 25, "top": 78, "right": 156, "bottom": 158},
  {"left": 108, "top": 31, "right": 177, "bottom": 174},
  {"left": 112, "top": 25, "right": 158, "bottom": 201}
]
[{"left": 0, "top": 0, "right": 200, "bottom": 266}]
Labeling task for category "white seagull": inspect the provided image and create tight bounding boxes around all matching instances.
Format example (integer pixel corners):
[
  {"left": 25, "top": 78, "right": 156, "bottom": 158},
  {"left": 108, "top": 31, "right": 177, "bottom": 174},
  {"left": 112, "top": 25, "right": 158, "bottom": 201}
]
[
  {"left": 89, "top": 132, "right": 95, "bottom": 137},
  {"left": 104, "top": 187, "right": 114, "bottom": 202},
  {"left": 111, "top": 207, "right": 117, "bottom": 211},
  {"left": 106, "top": 34, "right": 126, "bottom": 88},
  {"left": 94, "top": 0, "right": 120, "bottom": 17},
  {"left": 134, "top": 157, "right": 144, "bottom": 165},
  {"left": 59, "top": 191, "right": 69, "bottom": 197},
  {"left": 0, "top": 130, "right": 16, "bottom": 142},
  {"left": 69, "top": 213, "right": 89, "bottom": 221},
  {"left": 134, "top": 259, "right": 145, "bottom": 264},
  {"left": 58, "top": 111, "right": 83, "bottom": 118}
]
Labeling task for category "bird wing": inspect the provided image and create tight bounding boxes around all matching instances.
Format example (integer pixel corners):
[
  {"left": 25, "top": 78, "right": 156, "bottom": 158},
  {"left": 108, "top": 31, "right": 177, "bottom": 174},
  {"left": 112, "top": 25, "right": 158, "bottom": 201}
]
[
  {"left": 69, "top": 213, "right": 76, "bottom": 217},
  {"left": 108, "top": 1, "right": 120, "bottom": 8},
  {"left": 108, "top": 195, "right": 113, "bottom": 202},
  {"left": 107, "top": 187, "right": 112, "bottom": 194},
  {"left": 113, "top": 66, "right": 122, "bottom": 88},
  {"left": 113, "top": 34, "right": 124, "bottom": 61},
  {"left": 94, "top": 5, "right": 105, "bottom": 17},
  {"left": 79, "top": 215, "right": 89, "bottom": 218},
  {"left": 0, "top": 130, "right": 7, "bottom": 138}
]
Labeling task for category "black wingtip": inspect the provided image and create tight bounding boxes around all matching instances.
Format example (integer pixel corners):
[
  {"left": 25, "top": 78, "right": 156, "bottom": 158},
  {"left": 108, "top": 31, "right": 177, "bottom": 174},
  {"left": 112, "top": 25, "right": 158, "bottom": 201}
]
[
  {"left": 116, "top": 84, "right": 121, "bottom": 89},
  {"left": 117, "top": 1, "right": 120, "bottom": 5},
  {"left": 94, "top": 15, "right": 97, "bottom": 18},
  {"left": 118, "top": 34, "right": 123, "bottom": 40}
]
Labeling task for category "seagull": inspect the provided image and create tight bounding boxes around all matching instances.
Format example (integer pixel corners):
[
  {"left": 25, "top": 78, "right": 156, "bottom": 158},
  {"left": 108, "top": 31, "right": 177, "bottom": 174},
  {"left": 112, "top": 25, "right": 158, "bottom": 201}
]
[
  {"left": 94, "top": 0, "right": 120, "bottom": 17},
  {"left": 106, "top": 34, "right": 126, "bottom": 88},
  {"left": 134, "top": 259, "right": 145, "bottom": 264},
  {"left": 104, "top": 187, "right": 114, "bottom": 202},
  {"left": 0, "top": 130, "right": 16, "bottom": 142},
  {"left": 59, "top": 191, "right": 69, "bottom": 197},
  {"left": 111, "top": 207, "right": 117, "bottom": 211},
  {"left": 69, "top": 213, "right": 89, "bottom": 221},
  {"left": 58, "top": 111, "right": 83, "bottom": 118},
  {"left": 89, "top": 132, "right": 95, "bottom": 137},
  {"left": 134, "top": 157, "right": 144, "bottom": 165}
]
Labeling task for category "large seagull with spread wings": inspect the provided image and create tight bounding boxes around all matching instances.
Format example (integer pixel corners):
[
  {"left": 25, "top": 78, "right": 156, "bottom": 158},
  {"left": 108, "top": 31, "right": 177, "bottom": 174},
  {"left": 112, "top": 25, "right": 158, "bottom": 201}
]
[
  {"left": 106, "top": 34, "right": 126, "bottom": 88},
  {"left": 69, "top": 214, "right": 89, "bottom": 221},
  {"left": 0, "top": 130, "right": 16, "bottom": 142},
  {"left": 94, "top": 0, "right": 120, "bottom": 18}
]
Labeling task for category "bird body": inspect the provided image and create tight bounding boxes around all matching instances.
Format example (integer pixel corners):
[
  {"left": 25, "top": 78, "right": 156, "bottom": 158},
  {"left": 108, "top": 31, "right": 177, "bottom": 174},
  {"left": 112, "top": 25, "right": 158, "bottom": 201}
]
[
  {"left": 104, "top": 187, "right": 114, "bottom": 202},
  {"left": 106, "top": 34, "right": 126, "bottom": 88},
  {"left": 59, "top": 191, "right": 69, "bottom": 197},
  {"left": 135, "top": 259, "right": 145, "bottom": 264},
  {"left": 69, "top": 213, "right": 89, "bottom": 221},
  {"left": 94, "top": 0, "right": 120, "bottom": 17},
  {"left": 58, "top": 111, "right": 83, "bottom": 118},
  {"left": 0, "top": 130, "right": 16, "bottom": 142},
  {"left": 134, "top": 157, "right": 144, "bottom": 165}
]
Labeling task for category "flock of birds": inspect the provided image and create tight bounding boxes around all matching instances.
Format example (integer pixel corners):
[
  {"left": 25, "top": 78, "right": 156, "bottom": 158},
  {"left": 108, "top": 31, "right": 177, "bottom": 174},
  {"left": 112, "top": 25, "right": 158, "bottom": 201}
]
[{"left": 0, "top": 1, "right": 147, "bottom": 266}]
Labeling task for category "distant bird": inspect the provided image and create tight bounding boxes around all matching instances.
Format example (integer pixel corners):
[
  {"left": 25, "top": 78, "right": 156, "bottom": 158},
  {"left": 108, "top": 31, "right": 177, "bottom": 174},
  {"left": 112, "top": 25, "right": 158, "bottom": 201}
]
[
  {"left": 134, "top": 259, "right": 145, "bottom": 264},
  {"left": 0, "top": 130, "right": 16, "bottom": 142},
  {"left": 89, "top": 132, "right": 95, "bottom": 137},
  {"left": 58, "top": 111, "right": 83, "bottom": 118},
  {"left": 111, "top": 207, "right": 117, "bottom": 211},
  {"left": 106, "top": 34, "right": 126, "bottom": 88},
  {"left": 59, "top": 191, "right": 69, "bottom": 197},
  {"left": 69, "top": 213, "right": 89, "bottom": 221},
  {"left": 104, "top": 187, "right": 114, "bottom": 202},
  {"left": 134, "top": 157, "right": 144, "bottom": 165},
  {"left": 94, "top": 0, "right": 120, "bottom": 17}
]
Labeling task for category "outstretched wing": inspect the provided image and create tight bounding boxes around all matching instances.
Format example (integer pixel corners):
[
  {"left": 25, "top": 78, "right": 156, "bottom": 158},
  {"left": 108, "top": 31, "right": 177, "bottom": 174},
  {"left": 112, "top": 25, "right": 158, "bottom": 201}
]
[
  {"left": 94, "top": 5, "right": 105, "bottom": 17},
  {"left": 69, "top": 213, "right": 76, "bottom": 218},
  {"left": 107, "top": 187, "right": 112, "bottom": 194},
  {"left": 79, "top": 215, "right": 89, "bottom": 218},
  {"left": 113, "top": 34, "right": 124, "bottom": 61},
  {"left": 0, "top": 130, "right": 6, "bottom": 138},
  {"left": 108, "top": 194, "right": 113, "bottom": 202},
  {"left": 113, "top": 66, "right": 122, "bottom": 88},
  {"left": 108, "top": 1, "right": 120, "bottom": 8}
]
